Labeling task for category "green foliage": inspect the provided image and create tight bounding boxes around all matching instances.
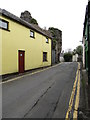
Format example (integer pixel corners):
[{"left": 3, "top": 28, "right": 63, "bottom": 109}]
[
  {"left": 64, "top": 52, "right": 72, "bottom": 62},
  {"left": 30, "top": 18, "right": 38, "bottom": 25},
  {"left": 76, "top": 45, "right": 83, "bottom": 55},
  {"left": 72, "top": 49, "right": 76, "bottom": 55}
]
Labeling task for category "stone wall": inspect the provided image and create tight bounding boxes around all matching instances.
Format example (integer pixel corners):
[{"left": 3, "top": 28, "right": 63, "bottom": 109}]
[{"left": 49, "top": 27, "right": 62, "bottom": 63}]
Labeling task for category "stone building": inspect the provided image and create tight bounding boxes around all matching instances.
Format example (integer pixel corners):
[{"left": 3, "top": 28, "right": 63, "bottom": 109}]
[
  {"left": 20, "top": 11, "right": 32, "bottom": 23},
  {"left": 49, "top": 27, "right": 62, "bottom": 63},
  {"left": 20, "top": 11, "right": 38, "bottom": 25}
]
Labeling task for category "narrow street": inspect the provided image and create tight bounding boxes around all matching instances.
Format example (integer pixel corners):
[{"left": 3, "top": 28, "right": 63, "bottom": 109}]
[{"left": 2, "top": 62, "right": 79, "bottom": 118}]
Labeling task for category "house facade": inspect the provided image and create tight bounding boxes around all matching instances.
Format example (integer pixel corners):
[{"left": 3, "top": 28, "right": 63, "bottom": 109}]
[
  {"left": 83, "top": 5, "right": 88, "bottom": 70},
  {"left": 83, "top": 1, "right": 90, "bottom": 84},
  {"left": 72, "top": 54, "right": 78, "bottom": 62},
  {"left": 0, "top": 9, "right": 52, "bottom": 75}
]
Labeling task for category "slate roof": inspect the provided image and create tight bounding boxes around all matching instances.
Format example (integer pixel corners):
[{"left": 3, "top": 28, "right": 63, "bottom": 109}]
[{"left": 0, "top": 8, "right": 52, "bottom": 39}]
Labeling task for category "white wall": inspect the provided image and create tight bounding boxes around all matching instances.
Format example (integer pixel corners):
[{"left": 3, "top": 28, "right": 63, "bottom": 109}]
[{"left": 72, "top": 54, "right": 78, "bottom": 62}]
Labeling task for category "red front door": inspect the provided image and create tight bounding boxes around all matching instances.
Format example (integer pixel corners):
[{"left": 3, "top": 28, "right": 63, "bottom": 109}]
[{"left": 18, "top": 50, "right": 25, "bottom": 73}]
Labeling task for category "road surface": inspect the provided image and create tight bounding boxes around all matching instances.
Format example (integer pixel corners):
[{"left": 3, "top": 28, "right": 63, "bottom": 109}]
[{"left": 2, "top": 62, "right": 79, "bottom": 118}]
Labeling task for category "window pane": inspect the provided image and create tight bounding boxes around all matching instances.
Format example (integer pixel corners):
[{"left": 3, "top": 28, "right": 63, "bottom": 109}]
[
  {"left": 46, "top": 38, "right": 49, "bottom": 43},
  {"left": 30, "top": 32, "right": 33, "bottom": 36},
  {"left": 2, "top": 22, "right": 7, "bottom": 29},
  {"left": 0, "top": 20, "right": 8, "bottom": 29},
  {"left": 30, "top": 31, "right": 34, "bottom": 37},
  {"left": 43, "top": 52, "right": 47, "bottom": 62},
  {"left": 0, "top": 21, "right": 2, "bottom": 27}
]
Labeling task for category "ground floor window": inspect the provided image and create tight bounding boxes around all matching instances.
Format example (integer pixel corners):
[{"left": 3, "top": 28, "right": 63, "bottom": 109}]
[{"left": 43, "top": 52, "right": 47, "bottom": 62}]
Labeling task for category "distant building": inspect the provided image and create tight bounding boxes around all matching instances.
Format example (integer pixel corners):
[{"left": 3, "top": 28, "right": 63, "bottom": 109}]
[
  {"left": 72, "top": 54, "right": 78, "bottom": 62},
  {"left": 59, "top": 52, "right": 64, "bottom": 62}
]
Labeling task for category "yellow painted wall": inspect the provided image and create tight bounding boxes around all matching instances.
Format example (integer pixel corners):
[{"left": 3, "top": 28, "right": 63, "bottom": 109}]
[
  {"left": 0, "top": 26, "right": 2, "bottom": 76},
  {"left": 0, "top": 16, "right": 51, "bottom": 75}
]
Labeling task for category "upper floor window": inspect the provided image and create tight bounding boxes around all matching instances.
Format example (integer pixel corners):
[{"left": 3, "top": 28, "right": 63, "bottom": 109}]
[
  {"left": 46, "top": 37, "right": 49, "bottom": 43},
  {"left": 30, "top": 30, "right": 35, "bottom": 38},
  {"left": 0, "top": 19, "right": 9, "bottom": 30}
]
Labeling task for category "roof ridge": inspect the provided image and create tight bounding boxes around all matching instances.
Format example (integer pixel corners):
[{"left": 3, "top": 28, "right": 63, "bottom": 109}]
[{"left": 0, "top": 8, "right": 52, "bottom": 39}]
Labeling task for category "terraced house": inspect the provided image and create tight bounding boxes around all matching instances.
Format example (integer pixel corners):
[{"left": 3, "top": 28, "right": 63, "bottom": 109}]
[
  {"left": 83, "top": 1, "right": 90, "bottom": 83},
  {"left": 0, "top": 9, "right": 52, "bottom": 76}
]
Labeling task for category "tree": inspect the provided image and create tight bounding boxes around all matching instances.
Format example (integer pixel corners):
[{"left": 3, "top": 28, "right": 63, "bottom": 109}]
[
  {"left": 72, "top": 49, "right": 76, "bottom": 55},
  {"left": 30, "top": 18, "right": 38, "bottom": 25},
  {"left": 64, "top": 52, "right": 72, "bottom": 62},
  {"left": 76, "top": 45, "right": 83, "bottom": 55}
]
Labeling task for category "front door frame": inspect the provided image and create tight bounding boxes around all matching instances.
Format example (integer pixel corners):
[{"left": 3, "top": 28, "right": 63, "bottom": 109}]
[{"left": 18, "top": 50, "right": 25, "bottom": 73}]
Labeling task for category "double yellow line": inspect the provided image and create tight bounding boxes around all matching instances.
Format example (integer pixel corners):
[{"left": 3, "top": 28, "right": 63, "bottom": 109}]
[
  {"left": 65, "top": 62, "right": 80, "bottom": 119},
  {"left": 73, "top": 64, "right": 80, "bottom": 118}
]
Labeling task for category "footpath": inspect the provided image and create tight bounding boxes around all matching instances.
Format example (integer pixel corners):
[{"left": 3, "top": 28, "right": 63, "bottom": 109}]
[{"left": 78, "top": 68, "right": 90, "bottom": 119}]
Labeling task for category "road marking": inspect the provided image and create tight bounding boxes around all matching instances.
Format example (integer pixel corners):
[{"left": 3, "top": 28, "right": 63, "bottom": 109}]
[
  {"left": 65, "top": 63, "right": 80, "bottom": 119},
  {"left": 0, "top": 63, "right": 62, "bottom": 84},
  {"left": 73, "top": 64, "right": 80, "bottom": 118}
]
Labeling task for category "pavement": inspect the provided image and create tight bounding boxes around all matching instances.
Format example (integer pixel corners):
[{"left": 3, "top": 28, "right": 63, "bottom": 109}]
[{"left": 78, "top": 68, "right": 90, "bottom": 119}]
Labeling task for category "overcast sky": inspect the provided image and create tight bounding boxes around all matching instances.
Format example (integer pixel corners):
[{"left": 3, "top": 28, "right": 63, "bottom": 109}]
[{"left": 1, "top": 0, "right": 88, "bottom": 52}]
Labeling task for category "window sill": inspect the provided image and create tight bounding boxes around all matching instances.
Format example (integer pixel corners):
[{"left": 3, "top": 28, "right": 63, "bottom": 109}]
[
  {"left": 0, "top": 27, "right": 10, "bottom": 32},
  {"left": 30, "top": 36, "right": 35, "bottom": 39},
  {"left": 43, "top": 60, "right": 48, "bottom": 62}
]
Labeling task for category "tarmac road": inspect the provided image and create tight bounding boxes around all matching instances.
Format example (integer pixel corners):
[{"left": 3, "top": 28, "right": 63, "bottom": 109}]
[{"left": 2, "top": 62, "right": 78, "bottom": 118}]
